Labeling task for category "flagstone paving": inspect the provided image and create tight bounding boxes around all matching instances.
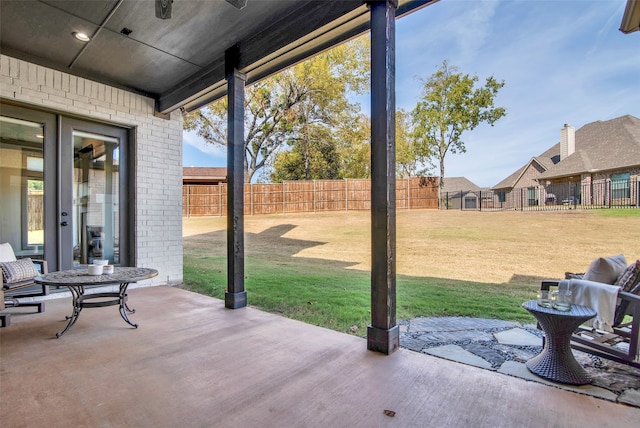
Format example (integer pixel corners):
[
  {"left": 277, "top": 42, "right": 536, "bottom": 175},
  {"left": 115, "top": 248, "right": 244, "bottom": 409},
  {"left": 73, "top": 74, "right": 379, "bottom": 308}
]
[{"left": 400, "top": 316, "right": 640, "bottom": 408}]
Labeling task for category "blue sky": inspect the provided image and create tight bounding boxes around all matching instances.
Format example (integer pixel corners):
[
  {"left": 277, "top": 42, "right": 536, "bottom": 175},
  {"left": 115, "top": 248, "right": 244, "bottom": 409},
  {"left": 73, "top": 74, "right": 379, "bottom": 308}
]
[{"left": 183, "top": 0, "right": 640, "bottom": 188}]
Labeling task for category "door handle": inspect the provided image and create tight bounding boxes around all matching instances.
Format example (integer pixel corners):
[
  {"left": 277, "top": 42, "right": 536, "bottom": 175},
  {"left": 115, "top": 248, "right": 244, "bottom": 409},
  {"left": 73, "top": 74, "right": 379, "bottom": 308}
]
[{"left": 60, "top": 221, "right": 69, "bottom": 226}]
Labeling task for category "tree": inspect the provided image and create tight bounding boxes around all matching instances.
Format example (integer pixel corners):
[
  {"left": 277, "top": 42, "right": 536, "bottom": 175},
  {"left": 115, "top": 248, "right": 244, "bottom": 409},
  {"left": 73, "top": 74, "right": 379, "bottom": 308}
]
[
  {"left": 270, "top": 38, "right": 370, "bottom": 182},
  {"left": 335, "top": 114, "right": 370, "bottom": 179},
  {"left": 411, "top": 61, "right": 506, "bottom": 206},
  {"left": 184, "top": 37, "right": 370, "bottom": 183},
  {"left": 395, "top": 108, "right": 429, "bottom": 178},
  {"left": 271, "top": 125, "right": 340, "bottom": 182}
]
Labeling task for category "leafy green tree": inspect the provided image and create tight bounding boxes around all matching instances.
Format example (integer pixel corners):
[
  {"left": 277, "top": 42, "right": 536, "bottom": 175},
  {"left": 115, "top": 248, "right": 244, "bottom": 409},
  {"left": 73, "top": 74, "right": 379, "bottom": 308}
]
[
  {"left": 270, "top": 38, "right": 370, "bottom": 181},
  {"left": 184, "top": 37, "right": 370, "bottom": 182},
  {"left": 336, "top": 114, "right": 370, "bottom": 179},
  {"left": 396, "top": 108, "right": 428, "bottom": 178},
  {"left": 271, "top": 125, "right": 340, "bottom": 182},
  {"left": 411, "top": 61, "right": 506, "bottom": 206}
]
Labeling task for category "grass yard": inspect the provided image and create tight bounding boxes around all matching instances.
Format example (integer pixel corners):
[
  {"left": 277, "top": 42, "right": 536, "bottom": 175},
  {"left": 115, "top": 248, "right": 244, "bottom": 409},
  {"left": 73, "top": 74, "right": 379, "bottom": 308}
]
[{"left": 182, "top": 209, "right": 640, "bottom": 335}]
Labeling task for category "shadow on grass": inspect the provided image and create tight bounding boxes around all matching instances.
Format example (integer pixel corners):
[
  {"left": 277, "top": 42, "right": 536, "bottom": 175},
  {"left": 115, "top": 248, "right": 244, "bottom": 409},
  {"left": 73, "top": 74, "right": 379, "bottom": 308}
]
[
  {"left": 506, "top": 273, "right": 549, "bottom": 286},
  {"left": 183, "top": 224, "right": 539, "bottom": 334}
]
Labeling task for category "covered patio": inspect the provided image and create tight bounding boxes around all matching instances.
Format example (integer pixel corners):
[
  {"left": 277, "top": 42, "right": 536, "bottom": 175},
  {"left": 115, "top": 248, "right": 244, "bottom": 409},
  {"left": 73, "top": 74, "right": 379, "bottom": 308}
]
[
  {"left": 2, "top": 285, "right": 638, "bottom": 427},
  {"left": 2, "top": 1, "right": 640, "bottom": 425}
]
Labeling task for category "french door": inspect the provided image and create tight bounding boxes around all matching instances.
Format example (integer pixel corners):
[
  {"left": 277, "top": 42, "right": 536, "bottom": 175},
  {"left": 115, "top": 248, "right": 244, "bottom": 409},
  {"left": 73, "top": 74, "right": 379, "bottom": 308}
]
[
  {"left": 60, "top": 118, "right": 131, "bottom": 270},
  {"left": 0, "top": 103, "right": 132, "bottom": 271}
]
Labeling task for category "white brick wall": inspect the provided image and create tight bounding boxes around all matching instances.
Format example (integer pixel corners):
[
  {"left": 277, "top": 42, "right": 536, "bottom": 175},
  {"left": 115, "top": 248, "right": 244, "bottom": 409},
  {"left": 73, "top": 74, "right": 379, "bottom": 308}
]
[{"left": 1, "top": 55, "right": 183, "bottom": 286}]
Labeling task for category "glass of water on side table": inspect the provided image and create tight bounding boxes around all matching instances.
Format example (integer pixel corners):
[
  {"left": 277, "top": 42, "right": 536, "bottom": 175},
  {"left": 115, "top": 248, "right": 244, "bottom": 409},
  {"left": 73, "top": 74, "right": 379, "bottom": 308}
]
[
  {"left": 537, "top": 290, "right": 552, "bottom": 308},
  {"left": 552, "top": 290, "right": 572, "bottom": 311}
]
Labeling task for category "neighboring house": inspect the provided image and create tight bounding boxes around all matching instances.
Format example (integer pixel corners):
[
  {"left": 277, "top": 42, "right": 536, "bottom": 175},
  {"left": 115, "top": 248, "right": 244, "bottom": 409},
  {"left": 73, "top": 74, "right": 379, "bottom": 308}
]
[
  {"left": 493, "top": 115, "right": 640, "bottom": 208},
  {"left": 183, "top": 167, "right": 227, "bottom": 186},
  {"left": 441, "top": 177, "right": 483, "bottom": 209}
]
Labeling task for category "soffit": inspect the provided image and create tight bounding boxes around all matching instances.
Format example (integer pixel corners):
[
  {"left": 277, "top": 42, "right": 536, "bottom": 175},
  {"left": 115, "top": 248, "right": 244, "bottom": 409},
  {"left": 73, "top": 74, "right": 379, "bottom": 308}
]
[{"left": 1, "top": 0, "right": 436, "bottom": 113}]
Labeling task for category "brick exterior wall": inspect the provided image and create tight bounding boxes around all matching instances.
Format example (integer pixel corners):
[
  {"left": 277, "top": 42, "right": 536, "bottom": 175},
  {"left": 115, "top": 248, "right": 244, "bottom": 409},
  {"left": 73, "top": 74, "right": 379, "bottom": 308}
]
[
  {"left": 1, "top": 55, "right": 183, "bottom": 286},
  {"left": 513, "top": 162, "right": 546, "bottom": 189}
]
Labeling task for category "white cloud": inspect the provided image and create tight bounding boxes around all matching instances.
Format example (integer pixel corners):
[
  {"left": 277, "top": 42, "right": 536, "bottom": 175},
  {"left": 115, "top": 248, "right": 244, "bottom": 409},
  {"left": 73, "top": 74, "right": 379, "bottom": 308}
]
[{"left": 183, "top": 130, "right": 226, "bottom": 157}]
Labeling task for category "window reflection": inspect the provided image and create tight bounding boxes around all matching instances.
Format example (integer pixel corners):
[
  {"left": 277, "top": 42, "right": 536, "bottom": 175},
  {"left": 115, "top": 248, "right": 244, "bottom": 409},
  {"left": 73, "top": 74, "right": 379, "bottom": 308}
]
[
  {"left": 0, "top": 116, "right": 44, "bottom": 257},
  {"left": 72, "top": 131, "right": 120, "bottom": 265}
]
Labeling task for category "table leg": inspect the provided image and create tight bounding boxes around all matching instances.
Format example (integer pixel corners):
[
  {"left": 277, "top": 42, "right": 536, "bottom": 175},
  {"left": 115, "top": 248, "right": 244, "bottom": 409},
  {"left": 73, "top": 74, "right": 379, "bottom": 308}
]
[
  {"left": 56, "top": 285, "right": 84, "bottom": 338},
  {"left": 118, "top": 282, "right": 138, "bottom": 328}
]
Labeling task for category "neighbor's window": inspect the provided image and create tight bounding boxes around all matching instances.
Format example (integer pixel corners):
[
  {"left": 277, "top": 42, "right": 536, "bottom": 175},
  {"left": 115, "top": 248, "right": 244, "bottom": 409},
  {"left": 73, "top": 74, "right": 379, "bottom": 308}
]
[{"left": 611, "top": 173, "right": 630, "bottom": 201}]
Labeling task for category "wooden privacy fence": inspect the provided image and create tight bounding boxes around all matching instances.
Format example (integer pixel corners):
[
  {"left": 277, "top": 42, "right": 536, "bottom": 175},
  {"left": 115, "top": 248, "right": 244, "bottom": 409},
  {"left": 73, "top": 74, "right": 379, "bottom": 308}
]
[
  {"left": 183, "top": 177, "right": 439, "bottom": 216},
  {"left": 28, "top": 191, "right": 44, "bottom": 231}
]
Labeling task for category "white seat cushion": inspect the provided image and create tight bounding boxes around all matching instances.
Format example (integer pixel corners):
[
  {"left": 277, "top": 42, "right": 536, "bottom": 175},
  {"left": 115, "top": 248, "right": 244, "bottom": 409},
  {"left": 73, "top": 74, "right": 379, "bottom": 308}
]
[{"left": 0, "top": 243, "right": 17, "bottom": 263}]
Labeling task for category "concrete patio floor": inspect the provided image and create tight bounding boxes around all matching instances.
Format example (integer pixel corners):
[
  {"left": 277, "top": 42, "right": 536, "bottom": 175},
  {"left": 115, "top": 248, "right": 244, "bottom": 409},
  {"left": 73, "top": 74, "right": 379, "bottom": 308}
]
[{"left": 1, "top": 285, "right": 639, "bottom": 427}]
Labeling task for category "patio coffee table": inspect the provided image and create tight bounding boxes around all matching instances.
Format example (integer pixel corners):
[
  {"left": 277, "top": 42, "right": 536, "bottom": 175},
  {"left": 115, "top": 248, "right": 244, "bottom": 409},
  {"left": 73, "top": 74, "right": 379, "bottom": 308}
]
[
  {"left": 522, "top": 300, "right": 596, "bottom": 385},
  {"left": 35, "top": 267, "right": 157, "bottom": 338}
]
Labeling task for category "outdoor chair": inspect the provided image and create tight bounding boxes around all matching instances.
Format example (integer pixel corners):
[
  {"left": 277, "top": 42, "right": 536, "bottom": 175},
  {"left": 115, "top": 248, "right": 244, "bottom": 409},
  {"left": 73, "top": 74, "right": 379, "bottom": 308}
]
[
  {"left": 539, "top": 254, "right": 640, "bottom": 369},
  {"left": 0, "top": 242, "right": 49, "bottom": 327}
]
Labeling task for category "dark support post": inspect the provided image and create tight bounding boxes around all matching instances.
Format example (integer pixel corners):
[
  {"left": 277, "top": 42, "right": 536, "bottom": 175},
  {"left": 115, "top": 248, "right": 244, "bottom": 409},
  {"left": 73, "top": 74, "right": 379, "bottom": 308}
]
[
  {"left": 367, "top": 0, "right": 399, "bottom": 355},
  {"left": 225, "top": 45, "right": 247, "bottom": 309}
]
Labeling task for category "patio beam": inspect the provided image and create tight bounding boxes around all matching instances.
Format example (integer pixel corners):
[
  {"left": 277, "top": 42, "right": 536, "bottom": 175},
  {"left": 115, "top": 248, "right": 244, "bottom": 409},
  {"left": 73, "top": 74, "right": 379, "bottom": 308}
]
[
  {"left": 367, "top": 0, "right": 399, "bottom": 355},
  {"left": 225, "top": 45, "right": 247, "bottom": 309}
]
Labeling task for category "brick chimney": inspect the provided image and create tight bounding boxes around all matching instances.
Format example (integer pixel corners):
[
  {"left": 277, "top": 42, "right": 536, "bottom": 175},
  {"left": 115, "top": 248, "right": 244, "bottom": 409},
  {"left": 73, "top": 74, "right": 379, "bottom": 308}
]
[{"left": 560, "top": 123, "right": 575, "bottom": 160}]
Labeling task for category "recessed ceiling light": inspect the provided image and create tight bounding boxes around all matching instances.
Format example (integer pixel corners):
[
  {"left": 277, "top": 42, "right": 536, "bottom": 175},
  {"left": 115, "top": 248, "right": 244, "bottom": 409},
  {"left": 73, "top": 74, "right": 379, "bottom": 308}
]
[
  {"left": 73, "top": 32, "right": 91, "bottom": 42},
  {"left": 36, "top": 134, "right": 44, "bottom": 139}
]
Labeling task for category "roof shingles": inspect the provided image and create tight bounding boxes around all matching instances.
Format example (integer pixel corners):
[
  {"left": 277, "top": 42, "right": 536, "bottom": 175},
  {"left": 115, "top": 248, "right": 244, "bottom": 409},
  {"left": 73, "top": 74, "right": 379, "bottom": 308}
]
[{"left": 538, "top": 115, "right": 640, "bottom": 180}]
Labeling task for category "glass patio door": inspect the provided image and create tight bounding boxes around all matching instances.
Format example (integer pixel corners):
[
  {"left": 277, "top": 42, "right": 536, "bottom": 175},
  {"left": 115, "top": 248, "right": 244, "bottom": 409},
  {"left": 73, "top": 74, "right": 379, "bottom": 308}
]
[{"left": 60, "top": 118, "right": 130, "bottom": 270}]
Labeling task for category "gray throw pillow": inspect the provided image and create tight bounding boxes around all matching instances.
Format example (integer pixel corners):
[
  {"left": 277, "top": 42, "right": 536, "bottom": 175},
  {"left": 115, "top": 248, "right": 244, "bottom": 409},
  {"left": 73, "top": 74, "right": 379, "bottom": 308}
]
[{"left": 0, "top": 258, "right": 39, "bottom": 285}]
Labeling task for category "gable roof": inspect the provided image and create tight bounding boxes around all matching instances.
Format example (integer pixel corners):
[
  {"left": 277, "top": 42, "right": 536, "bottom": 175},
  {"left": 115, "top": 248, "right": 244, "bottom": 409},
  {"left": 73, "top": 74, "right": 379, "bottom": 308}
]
[
  {"left": 538, "top": 115, "right": 640, "bottom": 180},
  {"left": 442, "top": 177, "right": 481, "bottom": 194},
  {"left": 492, "top": 157, "right": 548, "bottom": 190},
  {"left": 493, "top": 115, "right": 640, "bottom": 189}
]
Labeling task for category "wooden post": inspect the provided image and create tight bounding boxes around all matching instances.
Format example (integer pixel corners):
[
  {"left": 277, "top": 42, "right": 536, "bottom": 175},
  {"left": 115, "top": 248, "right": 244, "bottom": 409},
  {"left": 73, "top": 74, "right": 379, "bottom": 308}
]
[
  {"left": 225, "top": 45, "right": 247, "bottom": 309},
  {"left": 367, "top": 0, "right": 399, "bottom": 355},
  {"left": 407, "top": 177, "right": 410, "bottom": 210},
  {"left": 187, "top": 185, "right": 190, "bottom": 218},
  {"left": 345, "top": 179, "right": 348, "bottom": 212}
]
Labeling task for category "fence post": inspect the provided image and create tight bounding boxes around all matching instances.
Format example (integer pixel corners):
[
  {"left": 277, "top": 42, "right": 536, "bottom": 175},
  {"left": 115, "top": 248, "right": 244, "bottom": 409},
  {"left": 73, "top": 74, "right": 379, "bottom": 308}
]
[
  {"left": 407, "top": 177, "right": 411, "bottom": 210},
  {"left": 345, "top": 179, "right": 348, "bottom": 212},
  {"left": 250, "top": 183, "right": 254, "bottom": 216},
  {"left": 479, "top": 190, "right": 482, "bottom": 212},
  {"left": 186, "top": 185, "right": 190, "bottom": 218},
  {"left": 283, "top": 181, "right": 286, "bottom": 215},
  {"left": 313, "top": 180, "right": 317, "bottom": 213},
  {"left": 219, "top": 184, "right": 223, "bottom": 217}
]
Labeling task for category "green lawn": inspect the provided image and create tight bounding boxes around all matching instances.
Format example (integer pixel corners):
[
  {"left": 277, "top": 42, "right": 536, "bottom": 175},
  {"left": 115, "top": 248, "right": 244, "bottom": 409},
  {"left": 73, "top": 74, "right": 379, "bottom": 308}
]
[{"left": 184, "top": 252, "right": 537, "bottom": 335}]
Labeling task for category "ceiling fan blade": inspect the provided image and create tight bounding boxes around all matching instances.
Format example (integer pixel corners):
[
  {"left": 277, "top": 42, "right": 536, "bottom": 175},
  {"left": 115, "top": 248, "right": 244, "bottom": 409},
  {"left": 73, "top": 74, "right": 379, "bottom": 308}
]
[
  {"left": 225, "top": 0, "right": 248, "bottom": 10},
  {"left": 156, "top": 0, "right": 172, "bottom": 19}
]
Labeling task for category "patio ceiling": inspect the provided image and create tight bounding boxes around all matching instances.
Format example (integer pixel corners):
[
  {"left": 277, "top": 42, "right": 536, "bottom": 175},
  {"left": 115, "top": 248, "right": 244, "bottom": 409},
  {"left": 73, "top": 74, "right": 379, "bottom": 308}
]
[{"left": 0, "top": 0, "right": 436, "bottom": 114}]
